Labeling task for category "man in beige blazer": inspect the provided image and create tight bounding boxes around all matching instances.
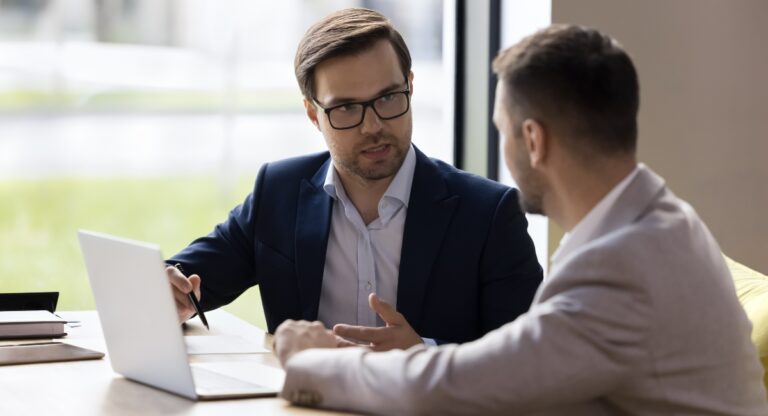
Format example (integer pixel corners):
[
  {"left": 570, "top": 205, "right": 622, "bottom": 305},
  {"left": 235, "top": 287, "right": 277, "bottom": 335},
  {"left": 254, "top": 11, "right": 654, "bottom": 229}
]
[{"left": 272, "top": 24, "right": 768, "bottom": 415}]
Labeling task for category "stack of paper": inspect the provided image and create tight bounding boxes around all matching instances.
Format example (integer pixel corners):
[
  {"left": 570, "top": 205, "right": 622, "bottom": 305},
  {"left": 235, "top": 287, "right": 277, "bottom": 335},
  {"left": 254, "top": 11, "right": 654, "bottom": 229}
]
[{"left": 0, "top": 310, "right": 67, "bottom": 339}]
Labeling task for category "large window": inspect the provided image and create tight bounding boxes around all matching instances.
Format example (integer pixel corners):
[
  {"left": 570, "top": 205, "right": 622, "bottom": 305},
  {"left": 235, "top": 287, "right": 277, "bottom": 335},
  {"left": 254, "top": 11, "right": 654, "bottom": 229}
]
[
  {"left": 0, "top": 0, "right": 452, "bottom": 327},
  {"left": 497, "top": 0, "right": 551, "bottom": 275}
]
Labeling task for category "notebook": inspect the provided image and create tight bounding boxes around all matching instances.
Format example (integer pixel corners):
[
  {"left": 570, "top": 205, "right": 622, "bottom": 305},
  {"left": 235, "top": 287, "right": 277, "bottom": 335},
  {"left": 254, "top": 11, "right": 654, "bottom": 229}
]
[
  {"left": 0, "top": 310, "right": 67, "bottom": 340},
  {"left": 77, "top": 230, "right": 284, "bottom": 400}
]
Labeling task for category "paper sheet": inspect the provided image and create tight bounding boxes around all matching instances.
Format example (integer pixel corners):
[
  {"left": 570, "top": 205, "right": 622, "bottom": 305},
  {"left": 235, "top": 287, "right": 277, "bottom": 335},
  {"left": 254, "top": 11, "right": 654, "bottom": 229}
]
[
  {"left": 184, "top": 335, "right": 269, "bottom": 354},
  {"left": 194, "top": 361, "right": 285, "bottom": 390}
]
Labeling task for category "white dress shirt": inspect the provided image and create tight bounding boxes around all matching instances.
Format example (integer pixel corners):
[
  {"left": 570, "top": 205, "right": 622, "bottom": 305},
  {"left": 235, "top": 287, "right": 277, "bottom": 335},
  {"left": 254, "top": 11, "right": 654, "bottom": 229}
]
[
  {"left": 317, "top": 145, "right": 416, "bottom": 328},
  {"left": 550, "top": 163, "right": 641, "bottom": 270}
]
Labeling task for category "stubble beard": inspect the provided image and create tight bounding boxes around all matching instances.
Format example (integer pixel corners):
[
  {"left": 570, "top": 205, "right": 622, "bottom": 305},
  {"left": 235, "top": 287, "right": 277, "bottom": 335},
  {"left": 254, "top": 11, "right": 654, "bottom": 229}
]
[
  {"left": 337, "top": 132, "right": 409, "bottom": 182},
  {"left": 519, "top": 188, "right": 544, "bottom": 216},
  {"left": 512, "top": 147, "right": 546, "bottom": 216}
]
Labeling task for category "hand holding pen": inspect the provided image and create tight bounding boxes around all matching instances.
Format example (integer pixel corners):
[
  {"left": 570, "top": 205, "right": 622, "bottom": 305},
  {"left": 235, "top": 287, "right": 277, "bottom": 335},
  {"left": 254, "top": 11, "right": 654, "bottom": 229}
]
[{"left": 165, "top": 263, "right": 209, "bottom": 330}]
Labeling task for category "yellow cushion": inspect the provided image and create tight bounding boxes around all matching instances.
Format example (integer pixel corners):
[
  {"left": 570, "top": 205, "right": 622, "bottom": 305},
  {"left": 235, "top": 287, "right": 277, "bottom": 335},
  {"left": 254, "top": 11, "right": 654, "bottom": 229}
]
[{"left": 725, "top": 255, "right": 768, "bottom": 394}]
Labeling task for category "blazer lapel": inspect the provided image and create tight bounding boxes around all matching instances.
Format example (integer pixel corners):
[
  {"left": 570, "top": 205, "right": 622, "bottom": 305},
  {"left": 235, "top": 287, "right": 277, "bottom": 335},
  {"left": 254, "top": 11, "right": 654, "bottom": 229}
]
[
  {"left": 397, "top": 149, "right": 459, "bottom": 328},
  {"left": 591, "top": 165, "right": 666, "bottom": 240},
  {"left": 295, "top": 158, "right": 333, "bottom": 321}
]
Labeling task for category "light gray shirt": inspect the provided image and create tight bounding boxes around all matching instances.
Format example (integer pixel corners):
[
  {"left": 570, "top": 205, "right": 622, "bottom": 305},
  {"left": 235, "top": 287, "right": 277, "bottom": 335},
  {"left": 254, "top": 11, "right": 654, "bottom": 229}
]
[{"left": 317, "top": 145, "right": 416, "bottom": 328}]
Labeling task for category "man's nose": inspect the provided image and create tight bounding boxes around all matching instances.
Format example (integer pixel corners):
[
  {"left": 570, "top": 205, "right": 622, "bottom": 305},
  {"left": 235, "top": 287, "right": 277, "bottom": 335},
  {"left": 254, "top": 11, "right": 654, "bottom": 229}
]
[{"left": 359, "top": 106, "right": 383, "bottom": 135}]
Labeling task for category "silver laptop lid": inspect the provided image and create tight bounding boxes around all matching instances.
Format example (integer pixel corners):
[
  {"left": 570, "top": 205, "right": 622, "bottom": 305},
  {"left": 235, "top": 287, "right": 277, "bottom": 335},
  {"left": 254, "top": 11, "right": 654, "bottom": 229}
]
[{"left": 78, "top": 230, "right": 197, "bottom": 400}]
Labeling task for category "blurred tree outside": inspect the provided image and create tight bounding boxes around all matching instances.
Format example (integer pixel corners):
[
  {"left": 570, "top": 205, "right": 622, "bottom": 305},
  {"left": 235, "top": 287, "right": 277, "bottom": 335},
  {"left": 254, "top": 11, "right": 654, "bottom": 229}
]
[
  {"left": 0, "top": 175, "right": 268, "bottom": 328},
  {"left": 0, "top": 0, "right": 448, "bottom": 329}
]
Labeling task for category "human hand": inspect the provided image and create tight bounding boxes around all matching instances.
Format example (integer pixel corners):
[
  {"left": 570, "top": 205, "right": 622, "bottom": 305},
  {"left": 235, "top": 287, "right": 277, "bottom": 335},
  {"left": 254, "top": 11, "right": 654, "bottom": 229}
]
[
  {"left": 165, "top": 265, "right": 202, "bottom": 323},
  {"left": 333, "top": 293, "right": 424, "bottom": 351},
  {"left": 273, "top": 320, "right": 342, "bottom": 366}
]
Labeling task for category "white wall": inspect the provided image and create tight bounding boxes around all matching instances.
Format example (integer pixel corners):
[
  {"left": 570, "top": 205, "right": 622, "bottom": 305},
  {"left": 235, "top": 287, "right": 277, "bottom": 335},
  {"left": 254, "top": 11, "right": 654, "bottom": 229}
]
[{"left": 553, "top": 0, "right": 768, "bottom": 272}]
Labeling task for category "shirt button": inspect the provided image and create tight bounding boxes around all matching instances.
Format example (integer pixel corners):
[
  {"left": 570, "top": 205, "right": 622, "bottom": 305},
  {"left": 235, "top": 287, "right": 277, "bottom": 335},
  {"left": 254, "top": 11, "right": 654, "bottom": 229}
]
[{"left": 366, "top": 282, "right": 372, "bottom": 291}]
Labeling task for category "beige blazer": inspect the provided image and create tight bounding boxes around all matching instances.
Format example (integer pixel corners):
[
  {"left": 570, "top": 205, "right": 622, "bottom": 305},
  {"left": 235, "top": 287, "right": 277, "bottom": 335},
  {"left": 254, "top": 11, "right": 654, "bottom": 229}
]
[{"left": 282, "top": 166, "right": 768, "bottom": 415}]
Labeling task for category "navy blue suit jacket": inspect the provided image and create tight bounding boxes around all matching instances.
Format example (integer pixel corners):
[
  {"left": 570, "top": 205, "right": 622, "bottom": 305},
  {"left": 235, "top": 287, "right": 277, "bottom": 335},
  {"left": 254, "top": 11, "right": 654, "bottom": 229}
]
[{"left": 170, "top": 148, "right": 542, "bottom": 343}]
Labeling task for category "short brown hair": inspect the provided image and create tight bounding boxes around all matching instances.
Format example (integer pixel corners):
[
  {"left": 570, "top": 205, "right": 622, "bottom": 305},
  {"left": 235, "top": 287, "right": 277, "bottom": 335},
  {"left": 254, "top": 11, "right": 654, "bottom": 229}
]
[
  {"left": 493, "top": 24, "right": 639, "bottom": 157},
  {"left": 294, "top": 8, "right": 412, "bottom": 99}
]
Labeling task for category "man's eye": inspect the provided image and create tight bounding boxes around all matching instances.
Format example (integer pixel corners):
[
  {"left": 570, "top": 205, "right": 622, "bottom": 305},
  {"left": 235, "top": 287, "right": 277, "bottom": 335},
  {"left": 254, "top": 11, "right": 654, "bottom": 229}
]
[
  {"left": 379, "top": 94, "right": 396, "bottom": 102},
  {"left": 336, "top": 104, "right": 355, "bottom": 112}
]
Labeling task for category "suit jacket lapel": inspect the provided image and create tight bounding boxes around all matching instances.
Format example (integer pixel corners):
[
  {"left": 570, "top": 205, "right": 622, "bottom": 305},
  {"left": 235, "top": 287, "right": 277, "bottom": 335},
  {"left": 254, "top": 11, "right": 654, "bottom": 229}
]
[
  {"left": 295, "top": 158, "right": 333, "bottom": 321},
  {"left": 591, "top": 165, "right": 666, "bottom": 240},
  {"left": 397, "top": 149, "right": 459, "bottom": 329}
]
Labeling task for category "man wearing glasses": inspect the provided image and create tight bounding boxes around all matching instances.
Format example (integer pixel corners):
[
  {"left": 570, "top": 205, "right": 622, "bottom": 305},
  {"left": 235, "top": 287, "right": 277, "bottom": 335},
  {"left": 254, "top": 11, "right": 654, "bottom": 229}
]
[{"left": 165, "top": 8, "right": 542, "bottom": 349}]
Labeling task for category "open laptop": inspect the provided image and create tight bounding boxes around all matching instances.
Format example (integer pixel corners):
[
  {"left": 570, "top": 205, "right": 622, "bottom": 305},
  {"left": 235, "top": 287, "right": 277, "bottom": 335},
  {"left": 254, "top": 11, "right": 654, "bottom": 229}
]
[{"left": 77, "top": 229, "right": 284, "bottom": 400}]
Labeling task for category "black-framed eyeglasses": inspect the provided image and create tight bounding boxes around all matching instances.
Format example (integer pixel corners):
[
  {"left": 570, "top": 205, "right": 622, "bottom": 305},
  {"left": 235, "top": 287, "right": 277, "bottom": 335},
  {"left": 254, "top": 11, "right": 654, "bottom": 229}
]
[{"left": 312, "top": 85, "right": 411, "bottom": 130}]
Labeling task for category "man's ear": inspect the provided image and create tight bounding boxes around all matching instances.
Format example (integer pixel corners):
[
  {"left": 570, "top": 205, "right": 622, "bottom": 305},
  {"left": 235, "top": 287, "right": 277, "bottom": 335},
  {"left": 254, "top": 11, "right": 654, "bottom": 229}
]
[
  {"left": 522, "top": 119, "right": 547, "bottom": 168},
  {"left": 407, "top": 71, "right": 414, "bottom": 96},
  {"left": 303, "top": 98, "right": 321, "bottom": 131}
]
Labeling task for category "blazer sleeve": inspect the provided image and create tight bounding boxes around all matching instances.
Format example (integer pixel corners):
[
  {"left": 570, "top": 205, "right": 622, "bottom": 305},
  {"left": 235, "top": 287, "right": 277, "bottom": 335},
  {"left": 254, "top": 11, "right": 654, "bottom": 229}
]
[
  {"left": 478, "top": 188, "right": 543, "bottom": 333},
  {"left": 281, "top": 265, "right": 652, "bottom": 415},
  {"left": 167, "top": 163, "right": 268, "bottom": 311}
]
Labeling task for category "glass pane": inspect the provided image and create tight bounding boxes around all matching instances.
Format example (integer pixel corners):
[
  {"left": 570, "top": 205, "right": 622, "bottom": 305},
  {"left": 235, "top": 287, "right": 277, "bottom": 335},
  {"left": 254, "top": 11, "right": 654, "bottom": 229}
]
[
  {"left": 498, "top": 0, "right": 551, "bottom": 275},
  {"left": 0, "top": 0, "right": 452, "bottom": 327}
]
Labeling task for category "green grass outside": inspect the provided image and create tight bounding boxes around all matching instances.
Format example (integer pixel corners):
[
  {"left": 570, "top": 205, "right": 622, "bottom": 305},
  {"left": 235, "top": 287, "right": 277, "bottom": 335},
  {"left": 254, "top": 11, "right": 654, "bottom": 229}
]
[
  {"left": 0, "top": 175, "right": 268, "bottom": 329},
  {"left": 0, "top": 89, "right": 304, "bottom": 113}
]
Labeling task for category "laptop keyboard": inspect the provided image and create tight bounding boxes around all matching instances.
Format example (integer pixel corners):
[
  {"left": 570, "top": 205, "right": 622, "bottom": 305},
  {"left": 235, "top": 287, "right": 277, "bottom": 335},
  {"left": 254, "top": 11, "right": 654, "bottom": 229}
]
[{"left": 191, "top": 366, "right": 274, "bottom": 396}]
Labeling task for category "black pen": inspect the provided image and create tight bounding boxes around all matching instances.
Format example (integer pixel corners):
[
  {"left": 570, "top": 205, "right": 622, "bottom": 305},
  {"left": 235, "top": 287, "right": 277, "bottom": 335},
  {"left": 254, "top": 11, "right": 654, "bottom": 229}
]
[{"left": 173, "top": 263, "right": 209, "bottom": 330}]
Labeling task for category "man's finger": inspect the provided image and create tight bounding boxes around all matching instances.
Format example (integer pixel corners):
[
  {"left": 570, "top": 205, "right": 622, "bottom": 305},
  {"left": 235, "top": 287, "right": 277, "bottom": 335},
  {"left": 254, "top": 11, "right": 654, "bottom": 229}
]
[
  {"left": 335, "top": 334, "right": 369, "bottom": 348},
  {"left": 333, "top": 324, "right": 387, "bottom": 344},
  {"left": 172, "top": 288, "right": 192, "bottom": 308},
  {"left": 335, "top": 338, "right": 361, "bottom": 348},
  {"left": 174, "top": 298, "right": 193, "bottom": 320},
  {"left": 368, "top": 293, "right": 404, "bottom": 325},
  {"left": 370, "top": 343, "right": 397, "bottom": 352},
  {"left": 188, "top": 274, "right": 202, "bottom": 300},
  {"left": 166, "top": 266, "right": 193, "bottom": 293}
]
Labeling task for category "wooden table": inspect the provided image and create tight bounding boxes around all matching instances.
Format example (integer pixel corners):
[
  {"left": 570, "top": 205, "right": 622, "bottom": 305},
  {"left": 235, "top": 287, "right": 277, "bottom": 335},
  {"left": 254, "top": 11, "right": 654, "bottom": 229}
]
[{"left": 0, "top": 310, "right": 352, "bottom": 416}]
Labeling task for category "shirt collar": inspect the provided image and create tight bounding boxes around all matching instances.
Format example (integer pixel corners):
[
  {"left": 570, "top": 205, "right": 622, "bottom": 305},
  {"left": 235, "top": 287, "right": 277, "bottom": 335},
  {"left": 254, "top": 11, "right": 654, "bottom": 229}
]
[
  {"left": 382, "top": 144, "right": 416, "bottom": 207},
  {"left": 322, "top": 144, "right": 416, "bottom": 208},
  {"left": 551, "top": 163, "right": 641, "bottom": 267}
]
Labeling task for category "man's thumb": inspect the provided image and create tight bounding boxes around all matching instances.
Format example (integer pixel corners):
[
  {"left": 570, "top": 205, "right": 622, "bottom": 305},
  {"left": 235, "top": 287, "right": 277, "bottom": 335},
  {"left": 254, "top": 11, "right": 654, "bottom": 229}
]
[{"left": 369, "top": 293, "right": 403, "bottom": 325}]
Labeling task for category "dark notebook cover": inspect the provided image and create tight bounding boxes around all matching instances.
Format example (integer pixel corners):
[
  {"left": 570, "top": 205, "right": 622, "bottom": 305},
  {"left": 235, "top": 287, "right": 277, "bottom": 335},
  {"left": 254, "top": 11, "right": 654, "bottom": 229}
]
[{"left": 0, "top": 292, "right": 59, "bottom": 313}]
